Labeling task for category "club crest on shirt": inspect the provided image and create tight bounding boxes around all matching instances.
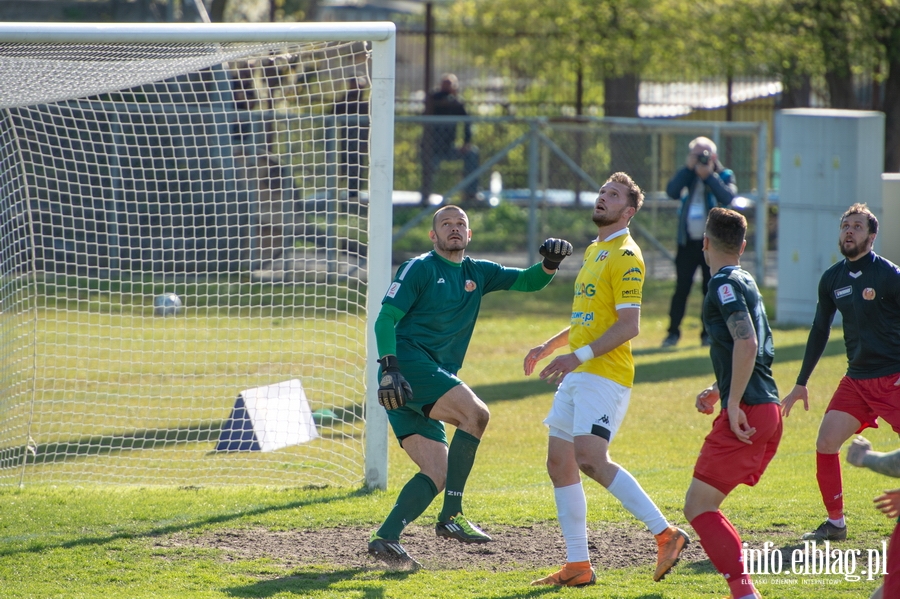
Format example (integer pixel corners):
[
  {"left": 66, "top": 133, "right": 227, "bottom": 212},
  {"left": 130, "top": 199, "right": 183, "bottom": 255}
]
[
  {"left": 862, "top": 287, "right": 876, "bottom": 300},
  {"left": 465, "top": 280, "right": 477, "bottom": 292},
  {"left": 717, "top": 283, "right": 736, "bottom": 304},
  {"left": 595, "top": 250, "right": 609, "bottom": 262}
]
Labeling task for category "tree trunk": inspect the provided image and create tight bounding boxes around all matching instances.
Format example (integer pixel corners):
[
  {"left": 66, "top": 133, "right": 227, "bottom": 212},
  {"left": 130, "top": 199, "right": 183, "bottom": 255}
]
[
  {"left": 883, "top": 57, "right": 900, "bottom": 172},
  {"left": 604, "top": 74, "right": 648, "bottom": 185},
  {"left": 780, "top": 73, "right": 811, "bottom": 109},
  {"left": 825, "top": 71, "right": 857, "bottom": 109},
  {"left": 604, "top": 73, "right": 639, "bottom": 118},
  {"left": 210, "top": 0, "right": 226, "bottom": 21}
]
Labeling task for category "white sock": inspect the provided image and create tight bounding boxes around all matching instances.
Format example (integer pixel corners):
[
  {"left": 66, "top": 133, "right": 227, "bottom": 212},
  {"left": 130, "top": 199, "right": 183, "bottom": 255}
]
[
  {"left": 607, "top": 467, "right": 668, "bottom": 536},
  {"left": 554, "top": 482, "right": 589, "bottom": 563},
  {"left": 828, "top": 516, "right": 846, "bottom": 528}
]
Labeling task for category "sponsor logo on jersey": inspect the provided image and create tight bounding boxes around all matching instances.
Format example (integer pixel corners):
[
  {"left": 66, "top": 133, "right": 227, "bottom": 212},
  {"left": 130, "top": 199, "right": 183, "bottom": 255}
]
[
  {"left": 571, "top": 311, "right": 594, "bottom": 325},
  {"left": 835, "top": 286, "right": 852, "bottom": 299},
  {"left": 622, "top": 249, "right": 635, "bottom": 256},
  {"left": 465, "top": 280, "right": 477, "bottom": 292},
  {"left": 863, "top": 287, "right": 876, "bottom": 300},
  {"left": 575, "top": 282, "right": 596, "bottom": 297},
  {"left": 595, "top": 250, "right": 609, "bottom": 262},
  {"left": 622, "top": 267, "right": 643, "bottom": 282},
  {"left": 717, "top": 283, "right": 736, "bottom": 304},
  {"left": 437, "top": 277, "right": 445, "bottom": 284},
  {"left": 386, "top": 282, "right": 401, "bottom": 298},
  {"left": 621, "top": 288, "right": 641, "bottom": 297}
]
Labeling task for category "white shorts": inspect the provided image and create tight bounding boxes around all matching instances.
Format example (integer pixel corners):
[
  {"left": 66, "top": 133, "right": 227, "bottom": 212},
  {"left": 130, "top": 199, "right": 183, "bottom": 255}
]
[{"left": 543, "top": 371, "right": 632, "bottom": 443}]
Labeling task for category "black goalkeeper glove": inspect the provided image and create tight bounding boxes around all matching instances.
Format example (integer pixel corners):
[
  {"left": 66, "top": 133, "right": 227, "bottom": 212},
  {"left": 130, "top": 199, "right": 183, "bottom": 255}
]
[
  {"left": 378, "top": 355, "right": 412, "bottom": 410},
  {"left": 539, "top": 238, "right": 573, "bottom": 270}
]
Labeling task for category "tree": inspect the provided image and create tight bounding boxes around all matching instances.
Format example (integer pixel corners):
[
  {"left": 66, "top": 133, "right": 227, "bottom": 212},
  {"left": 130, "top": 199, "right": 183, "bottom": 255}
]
[{"left": 868, "top": 1, "right": 900, "bottom": 171}]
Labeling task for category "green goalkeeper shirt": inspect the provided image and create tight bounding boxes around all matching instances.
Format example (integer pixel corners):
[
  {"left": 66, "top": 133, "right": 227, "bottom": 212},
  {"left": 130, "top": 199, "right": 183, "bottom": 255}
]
[{"left": 376, "top": 250, "right": 554, "bottom": 374}]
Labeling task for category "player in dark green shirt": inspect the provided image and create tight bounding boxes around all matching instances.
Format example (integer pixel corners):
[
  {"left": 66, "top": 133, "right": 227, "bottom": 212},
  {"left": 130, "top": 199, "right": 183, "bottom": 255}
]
[
  {"left": 367, "top": 205, "right": 573, "bottom": 569},
  {"left": 782, "top": 203, "right": 900, "bottom": 542}
]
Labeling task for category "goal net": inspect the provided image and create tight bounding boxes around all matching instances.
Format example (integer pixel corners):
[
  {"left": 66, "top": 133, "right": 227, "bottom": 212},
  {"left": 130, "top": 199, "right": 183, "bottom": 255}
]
[{"left": 0, "top": 23, "right": 395, "bottom": 488}]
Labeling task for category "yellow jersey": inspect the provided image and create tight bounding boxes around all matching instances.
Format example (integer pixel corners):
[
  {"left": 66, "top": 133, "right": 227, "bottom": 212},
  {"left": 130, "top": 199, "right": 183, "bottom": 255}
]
[{"left": 569, "top": 228, "right": 644, "bottom": 387}]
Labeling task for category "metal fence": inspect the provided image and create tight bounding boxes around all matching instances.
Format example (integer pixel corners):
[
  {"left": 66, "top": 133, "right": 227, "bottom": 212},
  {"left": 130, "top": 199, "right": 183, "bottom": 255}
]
[
  {"left": 393, "top": 29, "right": 781, "bottom": 124},
  {"left": 390, "top": 115, "right": 771, "bottom": 283}
]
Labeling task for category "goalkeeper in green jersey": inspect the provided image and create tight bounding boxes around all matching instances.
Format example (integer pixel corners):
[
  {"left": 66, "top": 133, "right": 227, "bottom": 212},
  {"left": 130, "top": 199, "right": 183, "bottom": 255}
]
[{"left": 368, "top": 205, "right": 573, "bottom": 569}]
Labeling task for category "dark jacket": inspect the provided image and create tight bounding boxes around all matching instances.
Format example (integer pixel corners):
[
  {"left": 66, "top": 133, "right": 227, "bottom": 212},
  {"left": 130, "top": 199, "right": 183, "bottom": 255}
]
[
  {"left": 667, "top": 165, "right": 737, "bottom": 246},
  {"left": 423, "top": 90, "right": 471, "bottom": 151}
]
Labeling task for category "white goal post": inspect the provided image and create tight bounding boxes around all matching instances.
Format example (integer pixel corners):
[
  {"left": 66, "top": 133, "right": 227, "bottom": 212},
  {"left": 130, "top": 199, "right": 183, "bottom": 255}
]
[{"left": 0, "top": 22, "right": 394, "bottom": 489}]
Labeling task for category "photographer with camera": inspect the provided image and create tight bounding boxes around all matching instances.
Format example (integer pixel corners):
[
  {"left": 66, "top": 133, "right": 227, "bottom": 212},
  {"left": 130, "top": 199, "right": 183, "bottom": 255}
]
[{"left": 662, "top": 136, "right": 737, "bottom": 348}]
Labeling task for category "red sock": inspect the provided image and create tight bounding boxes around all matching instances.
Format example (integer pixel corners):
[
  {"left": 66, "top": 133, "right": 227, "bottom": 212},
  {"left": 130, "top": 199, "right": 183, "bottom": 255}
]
[
  {"left": 690, "top": 510, "right": 752, "bottom": 597},
  {"left": 816, "top": 451, "right": 844, "bottom": 520}
]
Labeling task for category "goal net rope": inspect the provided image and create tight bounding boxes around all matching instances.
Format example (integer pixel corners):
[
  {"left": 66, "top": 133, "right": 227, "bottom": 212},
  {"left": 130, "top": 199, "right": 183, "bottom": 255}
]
[{"left": 0, "top": 27, "right": 392, "bottom": 488}]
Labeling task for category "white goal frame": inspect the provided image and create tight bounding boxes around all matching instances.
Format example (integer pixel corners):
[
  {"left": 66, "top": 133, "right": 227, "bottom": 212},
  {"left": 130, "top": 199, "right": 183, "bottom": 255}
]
[{"left": 0, "top": 22, "right": 394, "bottom": 490}]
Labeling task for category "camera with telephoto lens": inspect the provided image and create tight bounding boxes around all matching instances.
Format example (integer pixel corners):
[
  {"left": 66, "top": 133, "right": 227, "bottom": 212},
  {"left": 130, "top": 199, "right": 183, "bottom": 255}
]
[{"left": 696, "top": 150, "right": 711, "bottom": 165}]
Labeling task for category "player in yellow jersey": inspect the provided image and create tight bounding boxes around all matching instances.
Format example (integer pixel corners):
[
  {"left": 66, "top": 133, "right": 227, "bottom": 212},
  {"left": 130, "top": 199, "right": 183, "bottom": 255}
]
[{"left": 524, "top": 172, "right": 690, "bottom": 587}]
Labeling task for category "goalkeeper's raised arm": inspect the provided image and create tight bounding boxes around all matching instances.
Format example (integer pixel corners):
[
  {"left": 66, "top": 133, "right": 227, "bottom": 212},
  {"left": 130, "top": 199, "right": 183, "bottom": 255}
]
[{"left": 367, "top": 205, "right": 571, "bottom": 569}]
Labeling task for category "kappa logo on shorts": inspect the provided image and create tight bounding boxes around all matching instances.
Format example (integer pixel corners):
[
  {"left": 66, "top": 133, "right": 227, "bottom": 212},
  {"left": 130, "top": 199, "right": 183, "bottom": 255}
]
[
  {"left": 437, "top": 278, "right": 445, "bottom": 284},
  {"left": 598, "top": 414, "right": 610, "bottom": 425}
]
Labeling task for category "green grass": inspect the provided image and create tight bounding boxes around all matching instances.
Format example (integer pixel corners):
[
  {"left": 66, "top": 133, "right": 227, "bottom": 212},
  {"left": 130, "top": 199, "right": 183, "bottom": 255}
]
[{"left": 0, "top": 279, "right": 895, "bottom": 597}]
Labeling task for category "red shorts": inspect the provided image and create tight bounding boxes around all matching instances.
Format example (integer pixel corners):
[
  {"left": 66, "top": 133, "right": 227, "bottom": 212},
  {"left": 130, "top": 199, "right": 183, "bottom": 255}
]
[
  {"left": 826, "top": 374, "right": 900, "bottom": 434},
  {"left": 886, "top": 521, "right": 900, "bottom": 598},
  {"left": 693, "top": 402, "right": 783, "bottom": 495}
]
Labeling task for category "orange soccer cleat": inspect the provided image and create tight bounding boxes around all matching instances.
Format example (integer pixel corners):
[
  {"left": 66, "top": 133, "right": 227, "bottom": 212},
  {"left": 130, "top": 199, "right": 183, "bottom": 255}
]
[
  {"left": 654, "top": 526, "right": 691, "bottom": 581},
  {"left": 530, "top": 560, "right": 596, "bottom": 587}
]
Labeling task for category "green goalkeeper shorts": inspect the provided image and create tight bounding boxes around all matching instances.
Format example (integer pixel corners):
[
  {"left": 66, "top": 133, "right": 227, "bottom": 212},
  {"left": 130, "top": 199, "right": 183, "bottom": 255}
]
[{"left": 383, "top": 358, "right": 463, "bottom": 446}]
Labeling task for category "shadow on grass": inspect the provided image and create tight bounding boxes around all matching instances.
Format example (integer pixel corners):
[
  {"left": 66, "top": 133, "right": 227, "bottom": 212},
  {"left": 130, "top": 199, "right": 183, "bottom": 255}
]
[
  {"left": 3, "top": 404, "right": 364, "bottom": 469},
  {"left": 224, "top": 568, "right": 410, "bottom": 598},
  {"left": 634, "top": 338, "right": 845, "bottom": 384},
  {"left": 470, "top": 338, "right": 844, "bottom": 403},
  {"left": 0, "top": 486, "right": 370, "bottom": 558},
  {"left": 224, "top": 570, "right": 578, "bottom": 598}
]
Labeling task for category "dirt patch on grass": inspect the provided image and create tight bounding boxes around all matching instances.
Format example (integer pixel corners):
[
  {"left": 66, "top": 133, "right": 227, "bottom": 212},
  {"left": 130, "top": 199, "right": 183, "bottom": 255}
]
[{"left": 163, "top": 522, "right": 712, "bottom": 574}]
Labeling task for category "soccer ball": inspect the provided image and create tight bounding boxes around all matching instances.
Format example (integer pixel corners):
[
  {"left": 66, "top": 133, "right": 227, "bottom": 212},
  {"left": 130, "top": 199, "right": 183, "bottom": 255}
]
[{"left": 153, "top": 292, "right": 183, "bottom": 317}]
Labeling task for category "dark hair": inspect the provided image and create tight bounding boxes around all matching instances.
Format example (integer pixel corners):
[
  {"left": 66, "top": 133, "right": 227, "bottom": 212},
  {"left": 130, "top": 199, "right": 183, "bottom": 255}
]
[
  {"left": 841, "top": 203, "right": 878, "bottom": 235},
  {"left": 706, "top": 207, "right": 746, "bottom": 254},
  {"left": 606, "top": 172, "right": 644, "bottom": 212}
]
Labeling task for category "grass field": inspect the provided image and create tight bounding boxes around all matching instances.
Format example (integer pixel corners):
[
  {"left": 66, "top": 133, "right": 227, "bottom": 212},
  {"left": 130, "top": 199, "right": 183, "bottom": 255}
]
[{"left": 0, "top": 278, "right": 896, "bottom": 598}]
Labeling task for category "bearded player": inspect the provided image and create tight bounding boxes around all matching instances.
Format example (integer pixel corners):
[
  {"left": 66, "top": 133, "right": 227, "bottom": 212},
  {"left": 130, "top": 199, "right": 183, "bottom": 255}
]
[
  {"left": 782, "top": 203, "right": 900, "bottom": 542},
  {"left": 524, "top": 172, "right": 690, "bottom": 587}
]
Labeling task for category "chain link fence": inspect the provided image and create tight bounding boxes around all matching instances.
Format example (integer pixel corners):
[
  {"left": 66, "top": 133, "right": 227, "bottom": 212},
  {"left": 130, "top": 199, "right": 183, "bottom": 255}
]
[{"left": 391, "top": 115, "right": 773, "bottom": 284}]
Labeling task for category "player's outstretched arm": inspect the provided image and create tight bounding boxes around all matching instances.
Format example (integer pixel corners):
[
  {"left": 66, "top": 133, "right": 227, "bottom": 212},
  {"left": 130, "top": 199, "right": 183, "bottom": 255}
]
[
  {"left": 524, "top": 327, "right": 570, "bottom": 376},
  {"left": 539, "top": 238, "right": 573, "bottom": 273},
  {"left": 377, "top": 355, "right": 412, "bottom": 410},
  {"left": 781, "top": 384, "right": 809, "bottom": 417}
]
